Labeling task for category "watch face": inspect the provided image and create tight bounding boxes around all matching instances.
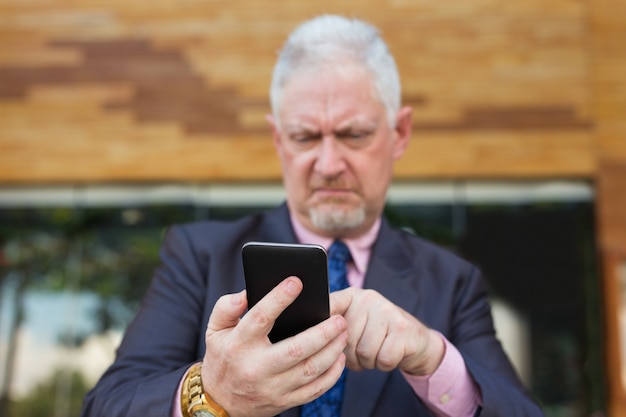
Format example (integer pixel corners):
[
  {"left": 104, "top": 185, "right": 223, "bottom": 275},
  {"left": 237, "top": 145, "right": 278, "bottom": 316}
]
[{"left": 192, "top": 411, "right": 216, "bottom": 417}]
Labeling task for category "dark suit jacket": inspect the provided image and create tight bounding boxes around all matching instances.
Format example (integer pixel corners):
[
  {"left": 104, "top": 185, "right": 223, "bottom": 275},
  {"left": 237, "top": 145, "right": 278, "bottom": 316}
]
[{"left": 81, "top": 204, "right": 544, "bottom": 417}]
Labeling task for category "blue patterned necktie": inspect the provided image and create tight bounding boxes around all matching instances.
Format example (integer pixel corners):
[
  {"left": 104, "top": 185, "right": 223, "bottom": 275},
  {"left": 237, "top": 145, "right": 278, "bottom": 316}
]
[{"left": 300, "top": 240, "right": 351, "bottom": 417}]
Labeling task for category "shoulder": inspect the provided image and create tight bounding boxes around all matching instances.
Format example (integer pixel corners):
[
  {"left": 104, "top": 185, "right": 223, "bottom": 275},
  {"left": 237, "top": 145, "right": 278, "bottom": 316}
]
[
  {"left": 161, "top": 204, "right": 293, "bottom": 256},
  {"left": 165, "top": 211, "right": 270, "bottom": 251},
  {"left": 384, "top": 223, "right": 477, "bottom": 277},
  {"left": 171, "top": 212, "right": 266, "bottom": 241}
]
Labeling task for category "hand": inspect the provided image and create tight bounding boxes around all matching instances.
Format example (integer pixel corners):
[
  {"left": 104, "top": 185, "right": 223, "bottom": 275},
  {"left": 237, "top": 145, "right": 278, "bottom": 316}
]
[
  {"left": 330, "top": 287, "right": 444, "bottom": 376},
  {"left": 201, "top": 277, "right": 349, "bottom": 417}
]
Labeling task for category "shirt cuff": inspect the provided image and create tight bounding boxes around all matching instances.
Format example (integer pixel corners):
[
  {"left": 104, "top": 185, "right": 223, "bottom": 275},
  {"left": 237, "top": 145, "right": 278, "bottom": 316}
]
[
  {"left": 402, "top": 334, "right": 482, "bottom": 417},
  {"left": 172, "top": 365, "right": 196, "bottom": 417}
]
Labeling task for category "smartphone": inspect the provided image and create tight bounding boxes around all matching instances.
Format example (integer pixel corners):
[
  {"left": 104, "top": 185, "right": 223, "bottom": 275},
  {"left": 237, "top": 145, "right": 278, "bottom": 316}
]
[{"left": 241, "top": 241, "right": 330, "bottom": 343}]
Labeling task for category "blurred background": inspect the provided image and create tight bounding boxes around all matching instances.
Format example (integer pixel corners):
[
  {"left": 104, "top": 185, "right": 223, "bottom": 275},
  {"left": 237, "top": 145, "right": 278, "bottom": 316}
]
[{"left": 0, "top": 1, "right": 625, "bottom": 416}]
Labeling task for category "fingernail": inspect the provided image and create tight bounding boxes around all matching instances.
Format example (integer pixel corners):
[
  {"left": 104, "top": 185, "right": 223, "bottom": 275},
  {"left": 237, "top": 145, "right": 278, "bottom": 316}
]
[
  {"left": 286, "top": 279, "right": 299, "bottom": 294},
  {"left": 335, "top": 316, "right": 346, "bottom": 330}
]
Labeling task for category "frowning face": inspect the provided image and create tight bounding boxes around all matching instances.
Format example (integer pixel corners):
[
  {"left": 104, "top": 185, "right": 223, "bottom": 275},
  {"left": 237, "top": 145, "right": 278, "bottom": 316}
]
[{"left": 268, "top": 64, "right": 412, "bottom": 238}]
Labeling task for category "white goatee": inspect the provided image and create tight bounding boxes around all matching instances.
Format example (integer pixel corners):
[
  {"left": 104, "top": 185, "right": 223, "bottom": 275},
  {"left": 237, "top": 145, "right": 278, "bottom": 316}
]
[{"left": 309, "top": 203, "right": 366, "bottom": 231}]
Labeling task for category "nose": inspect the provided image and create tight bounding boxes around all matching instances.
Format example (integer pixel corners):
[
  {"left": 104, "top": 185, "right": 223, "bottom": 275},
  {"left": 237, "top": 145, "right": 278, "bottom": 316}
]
[{"left": 314, "top": 135, "right": 346, "bottom": 178}]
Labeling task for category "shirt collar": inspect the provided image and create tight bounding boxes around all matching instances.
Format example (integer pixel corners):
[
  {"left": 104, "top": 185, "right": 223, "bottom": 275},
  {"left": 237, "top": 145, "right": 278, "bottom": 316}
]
[{"left": 289, "top": 212, "right": 381, "bottom": 276}]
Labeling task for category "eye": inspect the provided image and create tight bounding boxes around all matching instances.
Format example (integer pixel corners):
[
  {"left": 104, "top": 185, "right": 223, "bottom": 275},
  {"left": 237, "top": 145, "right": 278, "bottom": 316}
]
[
  {"left": 289, "top": 132, "right": 321, "bottom": 148},
  {"left": 336, "top": 129, "right": 372, "bottom": 147},
  {"left": 337, "top": 128, "right": 368, "bottom": 139}
]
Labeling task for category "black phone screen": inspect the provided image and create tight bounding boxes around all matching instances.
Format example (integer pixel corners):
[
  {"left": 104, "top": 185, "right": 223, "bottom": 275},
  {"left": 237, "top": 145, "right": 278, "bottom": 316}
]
[{"left": 242, "top": 241, "right": 330, "bottom": 342}]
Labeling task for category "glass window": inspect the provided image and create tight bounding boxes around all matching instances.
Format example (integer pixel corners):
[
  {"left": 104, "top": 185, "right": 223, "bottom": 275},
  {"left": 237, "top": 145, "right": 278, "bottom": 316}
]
[{"left": 0, "top": 181, "right": 602, "bottom": 417}]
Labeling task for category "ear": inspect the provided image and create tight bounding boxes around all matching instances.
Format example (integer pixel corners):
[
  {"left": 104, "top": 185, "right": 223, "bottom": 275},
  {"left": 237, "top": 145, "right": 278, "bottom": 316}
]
[
  {"left": 392, "top": 106, "right": 413, "bottom": 160},
  {"left": 266, "top": 114, "right": 283, "bottom": 154}
]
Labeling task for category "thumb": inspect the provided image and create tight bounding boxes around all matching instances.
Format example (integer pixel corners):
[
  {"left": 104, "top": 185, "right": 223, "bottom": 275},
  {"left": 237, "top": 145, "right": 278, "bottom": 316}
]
[{"left": 206, "top": 289, "right": 248, "bottom": 335}]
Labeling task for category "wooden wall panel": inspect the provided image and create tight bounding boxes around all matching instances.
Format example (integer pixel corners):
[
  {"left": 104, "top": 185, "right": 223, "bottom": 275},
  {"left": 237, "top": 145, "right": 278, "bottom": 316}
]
[
  {"left": 595, "top": 163, "right": 626, "bottom": 417},
  {"left": 588, "top": 0, "right": 626, "bottom": 414},
  {"left": 0, "top": 0, "right": 594, "bottom": 182}
]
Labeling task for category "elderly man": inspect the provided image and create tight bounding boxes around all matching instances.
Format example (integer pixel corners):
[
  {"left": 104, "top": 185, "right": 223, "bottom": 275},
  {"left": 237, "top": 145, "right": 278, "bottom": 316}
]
[{"left": 81, "top": 15, "right": 544, "bottom": 417}]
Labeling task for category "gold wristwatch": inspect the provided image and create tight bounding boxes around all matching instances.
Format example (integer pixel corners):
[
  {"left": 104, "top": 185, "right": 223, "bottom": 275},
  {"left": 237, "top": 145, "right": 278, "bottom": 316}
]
[{"left": 181, "top": 363, "right": 230, "bottom": 417}]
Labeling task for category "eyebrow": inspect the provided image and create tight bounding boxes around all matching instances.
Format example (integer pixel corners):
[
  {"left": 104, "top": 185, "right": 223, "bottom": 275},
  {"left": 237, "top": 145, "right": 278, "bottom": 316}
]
[
  {"left": 281, "top": 113, "right": 381, "bottom": 137},
  {"left": 283, "top": 124, "right": 318, "bottom": 135},
  {"left": 335, "top": 120, "right": 378, "bottom": 134},
  {"left": 285, "top": 126, "right": 320, "bottom": 136}
]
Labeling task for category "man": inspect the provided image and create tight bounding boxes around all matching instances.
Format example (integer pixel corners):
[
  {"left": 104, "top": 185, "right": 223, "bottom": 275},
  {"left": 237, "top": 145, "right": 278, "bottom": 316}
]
[{"left": 81, "top": 15, "right": 544, "bottom": 417}]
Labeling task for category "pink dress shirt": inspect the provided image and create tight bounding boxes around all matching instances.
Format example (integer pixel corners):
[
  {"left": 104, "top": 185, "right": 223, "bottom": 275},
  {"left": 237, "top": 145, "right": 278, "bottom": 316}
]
[{"left": 173, "top": 215, "right": 482, "bottom": 417}]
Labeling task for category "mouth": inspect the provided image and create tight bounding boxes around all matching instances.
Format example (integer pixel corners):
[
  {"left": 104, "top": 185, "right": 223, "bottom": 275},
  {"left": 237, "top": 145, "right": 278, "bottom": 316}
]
[
  {"left": 312, "top": 187, "right": 357, "bottom": 202},
  {"left": 314, "top": 186, "right": 352, "bottom": 194}
]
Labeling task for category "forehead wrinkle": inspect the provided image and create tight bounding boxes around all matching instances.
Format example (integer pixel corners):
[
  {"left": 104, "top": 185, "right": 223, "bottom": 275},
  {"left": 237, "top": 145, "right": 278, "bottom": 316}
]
[
  {"left": 282, "top": 118, "right": 320, "bottom": 134},
  {"left": 324, "top": 86, "right": 333, "bottom": 131},
  {"left": 334, "top": 114, "right": 379, "bottom": 131},
  {"left": 320, "top": 93, "right": 380, "bottom": 133},
  {"left": 279, "top": 65, "right": 384, "bottom": 133}
]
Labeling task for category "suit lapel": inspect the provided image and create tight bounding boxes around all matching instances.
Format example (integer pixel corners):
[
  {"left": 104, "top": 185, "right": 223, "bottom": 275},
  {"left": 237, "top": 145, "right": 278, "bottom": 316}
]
[
  {"left": 341, "top": 220, "right": 420, "bottom": 417},
  {"left": 362, "top": 219, "right": 421, "bottom": 320},
  {"left": 257, "top": 203, "right": 299, "bottom": 244}
]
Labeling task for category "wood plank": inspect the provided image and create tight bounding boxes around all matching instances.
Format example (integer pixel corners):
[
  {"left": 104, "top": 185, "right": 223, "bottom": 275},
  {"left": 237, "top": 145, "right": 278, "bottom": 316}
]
[
  {"left": 0, "top": 133, "right": 594, "bottom": 183},
  {"left": 588, "top": 0, "right": 626, "bottom": 414},
  {"left": 0, "top": 0, "right": 593, "bottom": 183}
]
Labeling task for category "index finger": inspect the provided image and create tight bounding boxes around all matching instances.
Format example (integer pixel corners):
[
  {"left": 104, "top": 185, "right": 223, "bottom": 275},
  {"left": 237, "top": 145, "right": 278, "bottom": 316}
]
[
  {"left": 236, "top": 276, "right": 303, "bottom": 341},
  {"left": 329, "top": 288, "right": 353, "bottom": 317}
]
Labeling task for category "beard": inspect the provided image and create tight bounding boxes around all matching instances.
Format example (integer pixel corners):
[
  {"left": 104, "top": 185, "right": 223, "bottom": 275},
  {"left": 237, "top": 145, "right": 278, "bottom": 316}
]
[{"left": 309, "top": 200, "right": 366, "bottom": 231}]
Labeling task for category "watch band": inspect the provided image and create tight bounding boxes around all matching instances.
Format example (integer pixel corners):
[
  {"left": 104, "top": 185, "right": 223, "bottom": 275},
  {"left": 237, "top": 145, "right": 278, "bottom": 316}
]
[{"left": 181, "top": 363, "right": 230, "bottom": 417}]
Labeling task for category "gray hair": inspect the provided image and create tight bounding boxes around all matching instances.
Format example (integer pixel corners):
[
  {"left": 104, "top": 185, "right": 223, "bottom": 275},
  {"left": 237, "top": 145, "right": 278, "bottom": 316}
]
[{"left": 270, "top": 15, "right": 401, "bottom": 127}]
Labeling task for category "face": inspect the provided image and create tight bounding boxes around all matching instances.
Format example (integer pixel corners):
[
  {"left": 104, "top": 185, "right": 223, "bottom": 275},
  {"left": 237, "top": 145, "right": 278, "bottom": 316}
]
[{"left": 268, "top": 64, "right": 412, "bottom": 238}]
